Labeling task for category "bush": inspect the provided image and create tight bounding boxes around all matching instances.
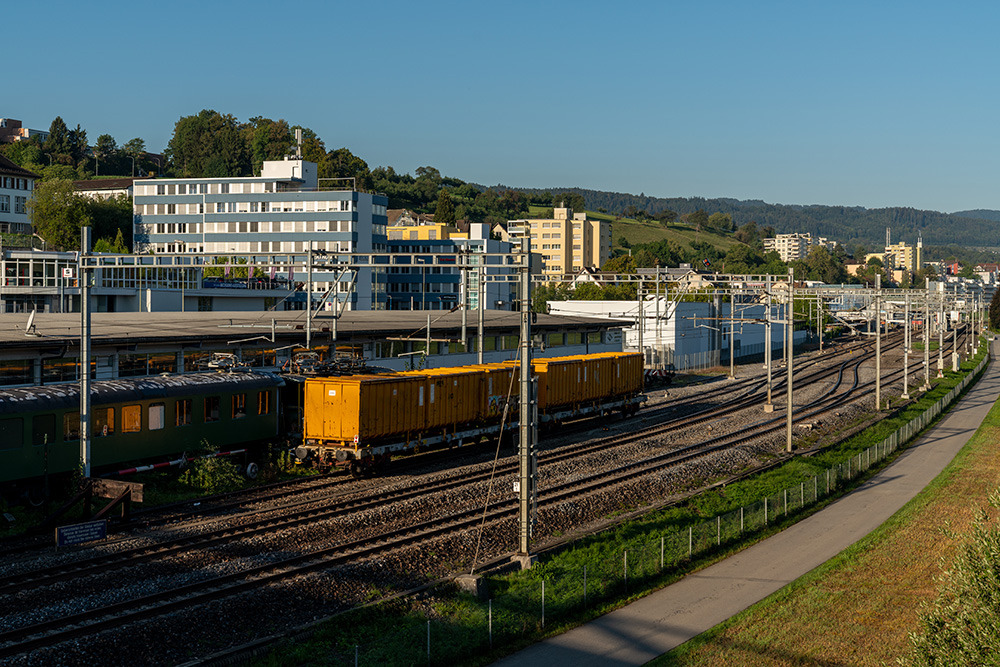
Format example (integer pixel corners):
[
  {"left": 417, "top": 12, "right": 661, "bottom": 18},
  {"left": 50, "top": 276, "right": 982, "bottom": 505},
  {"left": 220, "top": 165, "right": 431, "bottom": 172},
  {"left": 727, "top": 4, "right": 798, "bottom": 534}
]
[
  {"left": 178, "top": 456, "right": 244, "bottom": 494},
  {"left": 908, "top": 491, "right": 1000, "bottom": 665}
]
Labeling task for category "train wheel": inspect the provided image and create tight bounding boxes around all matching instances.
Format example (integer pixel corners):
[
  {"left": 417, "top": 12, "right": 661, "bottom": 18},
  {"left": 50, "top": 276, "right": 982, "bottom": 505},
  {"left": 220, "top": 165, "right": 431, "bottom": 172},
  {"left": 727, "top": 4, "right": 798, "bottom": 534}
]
[
  {"left": 244, "top": 462, "right": 260, "bottom": 480},
  {"left": 350, "top": 461, "right": 363, "bottom": 478}
]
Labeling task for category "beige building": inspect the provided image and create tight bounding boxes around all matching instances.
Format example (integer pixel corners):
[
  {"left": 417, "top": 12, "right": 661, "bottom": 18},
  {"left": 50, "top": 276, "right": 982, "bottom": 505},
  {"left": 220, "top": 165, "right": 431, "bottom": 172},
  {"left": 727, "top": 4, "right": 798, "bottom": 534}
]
[
  {"left": 883, "top": 239, "right": 922, "bottom": 273},
  {"left": 500, "top": 207, "right": 611, "bottom": 276}
]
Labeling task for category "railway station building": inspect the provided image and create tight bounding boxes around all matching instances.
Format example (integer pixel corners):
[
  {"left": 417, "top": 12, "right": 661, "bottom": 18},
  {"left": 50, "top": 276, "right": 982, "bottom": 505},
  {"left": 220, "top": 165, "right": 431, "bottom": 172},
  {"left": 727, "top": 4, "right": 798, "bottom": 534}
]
[{"left": 0, "top": 310, "right": 629, "bottom": 388}]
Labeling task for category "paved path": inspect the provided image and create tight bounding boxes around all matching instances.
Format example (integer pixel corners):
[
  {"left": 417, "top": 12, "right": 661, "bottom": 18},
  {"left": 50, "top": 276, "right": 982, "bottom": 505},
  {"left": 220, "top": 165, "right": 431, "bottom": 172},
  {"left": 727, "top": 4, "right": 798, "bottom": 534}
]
[{"left": 495, "top": 344, "right": 999, "bottom": 667}]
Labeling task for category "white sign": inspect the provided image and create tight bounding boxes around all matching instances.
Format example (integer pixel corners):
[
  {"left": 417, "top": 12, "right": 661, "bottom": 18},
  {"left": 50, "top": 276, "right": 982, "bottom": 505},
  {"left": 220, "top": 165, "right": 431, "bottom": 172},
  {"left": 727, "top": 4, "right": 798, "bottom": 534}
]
[{"left": 62, "top": 268, "right": 74, "bottom": 278}]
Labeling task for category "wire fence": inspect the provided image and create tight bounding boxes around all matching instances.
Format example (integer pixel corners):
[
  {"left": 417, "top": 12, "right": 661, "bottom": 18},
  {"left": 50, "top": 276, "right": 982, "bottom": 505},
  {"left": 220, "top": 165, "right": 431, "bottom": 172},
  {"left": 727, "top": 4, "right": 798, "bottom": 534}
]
[{"left": 324, "top": 351, "right": 989, "bottom": 666}]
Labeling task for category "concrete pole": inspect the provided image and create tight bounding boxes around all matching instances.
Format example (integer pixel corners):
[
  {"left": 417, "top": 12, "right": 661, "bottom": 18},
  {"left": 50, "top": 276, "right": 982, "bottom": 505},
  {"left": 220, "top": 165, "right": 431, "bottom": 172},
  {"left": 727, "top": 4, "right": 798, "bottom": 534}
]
[
  {"left": 902, "top": 291, "right": 910, "bottom": 399},
  {"left": 461, "top": 249, "right": 467, "bottom": 351},
  {"left": 80, "top": 227, "right": 92, "bottom": 478},
  {"left": 426, "top": 312, "right": 431, "bottom": 356},
  {"left": 637, "top": 282, "right": 644, "bottom": 361},
  {"left": 478, "top": 261, "right": 485, "bottom": 364},
  {"left": 937, "top": 285, "right": 944, "bottom": 378},
  {"left": 517, "top": 236, "right": 534, "bottom": 559},
  {"left": 306, "top": 243, "right": 312, "bottom": 350},
  {"left": 876, "top": 273, "right": 881, "bottom": 411},
  {"left": 786, "top": 268, "right": 794, "bottom": 453},
  {"left": 923, "top": 277, "right": 931, "bottom": 390},
  {"left": 729, "top": 290, "right": 735, "bottom": 380},
  {"left": 765, "top": 274, "right": 773, "bottom": 412},
  {"left": 655, "top": 267, "right": 660, "bottom": 358},
  {"left": 818, "top": 293, "right": 824, "bottom": 353}
]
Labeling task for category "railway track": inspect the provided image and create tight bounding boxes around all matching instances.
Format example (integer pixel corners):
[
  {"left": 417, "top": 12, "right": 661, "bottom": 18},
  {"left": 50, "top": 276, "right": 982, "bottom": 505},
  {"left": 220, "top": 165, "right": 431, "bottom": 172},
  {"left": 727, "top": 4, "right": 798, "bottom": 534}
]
[{"left": 0, "top": 329, "right": 975, "bottom": 661}]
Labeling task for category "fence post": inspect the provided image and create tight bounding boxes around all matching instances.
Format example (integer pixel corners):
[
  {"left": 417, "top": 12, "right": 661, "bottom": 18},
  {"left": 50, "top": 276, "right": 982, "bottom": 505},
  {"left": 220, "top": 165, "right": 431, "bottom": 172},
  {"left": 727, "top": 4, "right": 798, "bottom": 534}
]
[
  {"left": 813, "top": 476, "right": 817, "bottom": 502},
  {"left": 784, "top": 489, "right": 787, "bottom": 516},
  {"left": 541, "top": 580, "right": 545, "bottom": 629},
  {"left": 765, "top": 497, "right": 768, "bottom": 526},
  {"left": 717, "top": 515, "right": 721, "bottom": 546},
  {"left": 740, "top": 506, "right": 744, "bottom": 533},
  {"left": 624, "top": 551, "right": 628, "bottom": 593},
  {"left": 800, "top": 482, "right": 804, "bottom": 508},
  {"left": 489, "top": 599, "right": 493, "bottom": 649},
  {"left": 355, "top": 645, "right": 358, "bottom": 667},
  {"left": 688, "top": 526, "right": 693, "bottom": 557},
  {"left": 660, "top": 536, "right": 664, "bottom": 570},
  {"left": 427, "top": 620, "right": 430, "bottom": 666}
]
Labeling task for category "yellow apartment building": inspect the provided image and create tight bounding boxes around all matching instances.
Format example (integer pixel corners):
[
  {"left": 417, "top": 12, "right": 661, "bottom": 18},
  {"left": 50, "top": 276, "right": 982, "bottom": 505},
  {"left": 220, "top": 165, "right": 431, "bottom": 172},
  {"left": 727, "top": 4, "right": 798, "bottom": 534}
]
[{"left": 503, "top": 207, "right": 611, "bottom": 276}]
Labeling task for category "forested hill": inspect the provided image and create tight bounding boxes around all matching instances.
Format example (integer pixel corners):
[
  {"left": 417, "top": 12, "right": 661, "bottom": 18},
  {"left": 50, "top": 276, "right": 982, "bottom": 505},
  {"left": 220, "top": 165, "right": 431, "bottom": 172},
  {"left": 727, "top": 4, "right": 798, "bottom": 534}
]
[
  {"left": 953, "top": 209, "right": 1000, "bottom": 223},
  {"left": 508, "top": 187, "right": 1000, "bottom": 250}
]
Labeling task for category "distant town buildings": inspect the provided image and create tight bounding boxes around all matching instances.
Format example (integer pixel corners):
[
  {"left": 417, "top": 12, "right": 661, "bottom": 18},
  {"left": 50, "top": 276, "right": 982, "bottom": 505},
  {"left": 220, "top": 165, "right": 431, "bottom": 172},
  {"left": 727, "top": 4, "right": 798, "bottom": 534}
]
[
  {"left": 496, "top": 207, "right": 612, "bottom": 276},
  {"left": 0, "top": 118, "right": 49, "bottom": 144},
  {"left": 74, "top": 177, "right": 145, "bottom": 201},
  {"left": 762, "top": 233, "right": 836, "bottom": 263},
  {"left": 0, "top": 155, "right": 40, "bottom": 234}
]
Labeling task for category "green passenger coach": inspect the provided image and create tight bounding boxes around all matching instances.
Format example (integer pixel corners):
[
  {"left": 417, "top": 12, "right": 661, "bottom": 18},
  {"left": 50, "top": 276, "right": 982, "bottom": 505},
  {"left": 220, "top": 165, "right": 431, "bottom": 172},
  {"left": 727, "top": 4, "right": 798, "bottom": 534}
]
[{"left": 0, "top": 372, "right": 284, "bottom": 500}]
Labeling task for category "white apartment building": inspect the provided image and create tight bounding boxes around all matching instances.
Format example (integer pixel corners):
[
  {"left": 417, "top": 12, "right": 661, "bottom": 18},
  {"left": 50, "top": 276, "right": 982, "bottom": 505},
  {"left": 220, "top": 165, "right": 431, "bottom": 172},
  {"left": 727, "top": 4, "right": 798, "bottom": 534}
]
[
  {"left": 762, "top": 233, "right": 837, "bottom": 263},
  {"left": 132, "top": 158, "right": 389, "bottom": 310},
  {"left": 0, "top": 155, "right": 39, "bottom": 234}
]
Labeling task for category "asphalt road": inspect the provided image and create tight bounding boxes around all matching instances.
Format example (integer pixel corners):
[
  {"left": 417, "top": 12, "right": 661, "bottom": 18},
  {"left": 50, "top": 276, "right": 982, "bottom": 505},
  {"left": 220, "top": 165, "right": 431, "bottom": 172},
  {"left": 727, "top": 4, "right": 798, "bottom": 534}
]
[{"left": 495, "top": 343, "right": 999, "bottom": 667}]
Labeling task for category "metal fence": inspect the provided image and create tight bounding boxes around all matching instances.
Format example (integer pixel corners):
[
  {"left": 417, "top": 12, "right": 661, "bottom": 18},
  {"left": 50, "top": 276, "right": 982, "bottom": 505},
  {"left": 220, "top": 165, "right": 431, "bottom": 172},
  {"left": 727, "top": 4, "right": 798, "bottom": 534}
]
[{"left": 324, "top": 351, "right": 989, "bottom": 666}]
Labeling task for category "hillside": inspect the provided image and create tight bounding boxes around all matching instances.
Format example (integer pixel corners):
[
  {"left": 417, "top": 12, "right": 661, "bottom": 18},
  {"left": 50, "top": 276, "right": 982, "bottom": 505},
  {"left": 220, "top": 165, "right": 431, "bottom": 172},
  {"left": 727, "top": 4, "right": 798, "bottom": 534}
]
[{"left": 509, "top": 187, "right": 1000, "bottom": 251}]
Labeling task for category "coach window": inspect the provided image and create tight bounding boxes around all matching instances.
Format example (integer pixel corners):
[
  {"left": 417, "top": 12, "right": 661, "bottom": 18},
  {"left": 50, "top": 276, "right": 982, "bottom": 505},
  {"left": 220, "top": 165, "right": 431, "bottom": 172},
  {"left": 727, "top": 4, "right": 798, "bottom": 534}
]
[
  {"left": 149, "top": 403, "right": 165, "bottom": 430},
  {"left": 176, "top": 399, "right": 192, "bottom": 426},
  {"left": 32, "top": 414, "right": 57, "bottom": 446},
  {"left": 205, "top": 396, "right": 220, "bottom": 422},
  {"left": 123, "top": 405, "right": 142, "bottom": 433},
  {"left": 0, "top": 418, "right": 23, "bottom": 449},
  {"left": 232, "top": 393, "right": 247, "bottom": 419},
  {"left": 94, "top": 408, "right": 114, "bottom": 437},
  {"left": 257, "top": 391, "right": 270, "bottom": 415},
  {"left": 64, "top": 412, "right": 80, "bottom": 440}
]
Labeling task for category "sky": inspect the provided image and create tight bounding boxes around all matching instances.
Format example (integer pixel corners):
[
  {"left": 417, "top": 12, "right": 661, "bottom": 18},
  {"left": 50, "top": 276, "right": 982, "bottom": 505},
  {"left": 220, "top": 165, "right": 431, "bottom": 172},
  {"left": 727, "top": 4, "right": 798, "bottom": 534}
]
[{"left": 10, "top": 0, "right": 1000, "bottom": 213}]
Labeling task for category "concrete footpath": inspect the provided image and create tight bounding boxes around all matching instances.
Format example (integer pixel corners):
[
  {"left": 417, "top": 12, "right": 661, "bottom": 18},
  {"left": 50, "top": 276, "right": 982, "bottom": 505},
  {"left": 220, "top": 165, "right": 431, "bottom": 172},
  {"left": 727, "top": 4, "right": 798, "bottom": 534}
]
[{"left": 495, "top": 344, "right": 1000, "bottom": 667}]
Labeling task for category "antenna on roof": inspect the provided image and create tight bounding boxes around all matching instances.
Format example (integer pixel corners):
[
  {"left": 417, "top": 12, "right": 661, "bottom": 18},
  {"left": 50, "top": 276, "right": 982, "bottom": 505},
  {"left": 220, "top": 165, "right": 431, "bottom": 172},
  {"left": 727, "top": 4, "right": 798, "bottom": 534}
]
[{"left": 295, "top": 128, "right": 303, "bottom": 159}]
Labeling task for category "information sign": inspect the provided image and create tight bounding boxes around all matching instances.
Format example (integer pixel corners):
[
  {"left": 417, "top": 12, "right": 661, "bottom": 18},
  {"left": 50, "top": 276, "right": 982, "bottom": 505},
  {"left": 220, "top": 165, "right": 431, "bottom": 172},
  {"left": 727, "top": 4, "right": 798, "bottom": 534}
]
[{"left": 55, "top": 520, "right": 107, "bottom": 548}]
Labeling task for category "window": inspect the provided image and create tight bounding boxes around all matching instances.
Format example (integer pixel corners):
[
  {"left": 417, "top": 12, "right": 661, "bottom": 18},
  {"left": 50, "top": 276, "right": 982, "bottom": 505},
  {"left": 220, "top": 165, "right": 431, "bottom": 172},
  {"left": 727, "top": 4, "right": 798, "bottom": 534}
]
[
  {"left": 205, "top": 396, "right": 220, "bottom": 422},
  {"left": 0, "top": 418, "right": 23, "bottom": 450},
  {"left": 123, "top": 404, "right": 142, "bottom": 433},
  {"left": 257, "top": 391, "right": 270, "bottom": 415},
  {"left": 232, "top": 393, "right": 246, "bottom": 419},
  {"left": 94, "top": 408, "right": 115, "bottom": 436},
  {"left": 14, "top": 197, "right": 26, "bottom": 214},
  {"left": 250, "top": 202, "right": 259, "bottom": 213},
  {"left": 216, "top": 203, "right": 225, "bottom": 213},
  {"left": 176, "top": 399, "right": 192, "bottom": 426},
  {"left": 149, "top": 403, "right": 165, "bottom": 430},
  {"left": 200, "top": 183, "right": 208, "bottom": 194},
  {"left": 64, "top": 412, "right": 80, "bottom": 440},
  {"left": 157, "top": 184, "right": 165, "bottom": 195},
  {"left": 220, "top": 183, "right": 229, "bottom": 194},
  {"left": 0, "top": 195, "right": 8, "bottom": 213}
]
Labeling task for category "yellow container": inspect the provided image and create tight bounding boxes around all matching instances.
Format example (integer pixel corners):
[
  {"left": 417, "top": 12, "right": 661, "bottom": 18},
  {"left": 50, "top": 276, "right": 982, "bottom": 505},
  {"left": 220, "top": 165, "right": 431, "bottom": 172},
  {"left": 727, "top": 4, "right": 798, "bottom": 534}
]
[
  {"left": 408, "top": 367, "right": 486, "bottom": 429},
  {"left": 304, "top": 375, "right": 425, "bottom": 445}
]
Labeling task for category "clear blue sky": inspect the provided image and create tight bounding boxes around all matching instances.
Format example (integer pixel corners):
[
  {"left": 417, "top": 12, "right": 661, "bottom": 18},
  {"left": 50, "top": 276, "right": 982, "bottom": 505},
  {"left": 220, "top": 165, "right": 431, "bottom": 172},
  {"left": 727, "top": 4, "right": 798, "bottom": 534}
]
[{"left": 10, "top": 0, "right": 999, "bottom": 213}]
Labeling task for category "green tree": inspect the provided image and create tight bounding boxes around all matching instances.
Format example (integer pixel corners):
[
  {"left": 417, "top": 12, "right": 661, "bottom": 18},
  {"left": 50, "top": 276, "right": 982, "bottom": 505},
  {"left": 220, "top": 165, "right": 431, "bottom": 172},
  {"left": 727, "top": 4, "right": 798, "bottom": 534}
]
[
  {"left": 654, "top": 208, "right": 677, "bottom": 224},
  {"left": 434, "top": 189, "right": 456, "bottom": 224},
  {"left": 28, "top": 179, "right": 92, "bottom": 250},
  {"left": 687, "top": 209, "right": 709, "bottom": 231},
  {"left": 247, "top": 117, "right": 294, "bottom": 175},
  {"left": 44, "top": 116, "right": 71, "bottom": 157},
  {"left": 320, "top": 147, "right": 372, "bottom": 191},
  {"left": 552, "top": 191, "right": 585, "bottom": 214},
  {"left": 991, "top": 289, "right": 1000, "bottom": 330},
  {"left": 804, "top": 246, "right": 847, "bottom": 283},
  {"left": 122, "top": 137, "right": 145, "bottom": 159},
  {"left": 602, "top": 254, "right": 637, "bottom": 273},
  {"left": 707, "top": 212, "right": 734, "bottom": 232},
  {"left": 166, "top": 109, "right": 251, "bottom": 177}
]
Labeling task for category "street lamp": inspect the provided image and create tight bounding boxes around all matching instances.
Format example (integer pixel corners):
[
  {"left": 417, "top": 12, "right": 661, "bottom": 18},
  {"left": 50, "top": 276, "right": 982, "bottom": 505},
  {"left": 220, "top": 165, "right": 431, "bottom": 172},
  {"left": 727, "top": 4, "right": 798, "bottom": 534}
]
[{"left": 127, "top": 155, "right": 135, "bottom": 178}]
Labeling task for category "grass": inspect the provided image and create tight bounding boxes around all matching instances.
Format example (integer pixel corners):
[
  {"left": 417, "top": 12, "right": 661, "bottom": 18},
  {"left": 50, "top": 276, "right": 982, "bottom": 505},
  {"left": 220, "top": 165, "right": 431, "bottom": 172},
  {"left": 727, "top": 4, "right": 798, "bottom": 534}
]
[
  {"left": 255, "top": 343, "right": 990, "bottom": 667},
  {"left": 653, "top": 353, "right": 1000, "bottom": 667}
]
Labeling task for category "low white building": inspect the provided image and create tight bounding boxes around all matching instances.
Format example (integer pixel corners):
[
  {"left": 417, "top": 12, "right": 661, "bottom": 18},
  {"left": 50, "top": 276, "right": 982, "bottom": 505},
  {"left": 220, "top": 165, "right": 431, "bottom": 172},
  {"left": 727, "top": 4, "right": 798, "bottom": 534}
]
[{"left": 547, "top": 298, "right": 808, "bottom": 371}]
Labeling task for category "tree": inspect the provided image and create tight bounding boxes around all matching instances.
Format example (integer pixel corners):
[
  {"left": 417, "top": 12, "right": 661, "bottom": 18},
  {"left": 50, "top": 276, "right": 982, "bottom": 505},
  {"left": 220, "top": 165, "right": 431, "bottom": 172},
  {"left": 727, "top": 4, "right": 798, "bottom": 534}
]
[
  {"left": 247, "top": 117, "right": 294, "bottom": 174},
  {"left": 707, "top": 212, "right": 733, "bottom": 232},
  {"left": 320, "top": 147, "right": 372, "bottom": 191},
  {"left": 602, "top": 254, "right": 637, "bottom": 273},
  {"left": 734, "top": 221, "right": 760, "bottom": 246},
  {"left": 122, "top": 137, "right": 145, "bottom": 159},
  {"left": 28, "top": 180, "right": 92, "bottom": 250},
  {"left": 687, "top": 209, "right": 709, "bottom": 231},
  {"left": 95, "top": 134, "right": 117, "bottom": 157},
  {"left": 552, "top": 191, "right": 585, "bottom": 214},
  {"left": 166, "top": 109, "right": 251, "bottom": 177},
  {"left": 991, "top": 289, "right": 1000, "bottom": 330},
  {"left": 804, "top": 246, "right": 847, "bottom": 284},
  {"left": 44, "top": 116, "right": 71, "bottom": 157},
  {"left": 654, "top": 208, "right": 677, "bottom": 224},
  {"left": 434, "top": 189, "right": 456, "bottom": 224}
]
